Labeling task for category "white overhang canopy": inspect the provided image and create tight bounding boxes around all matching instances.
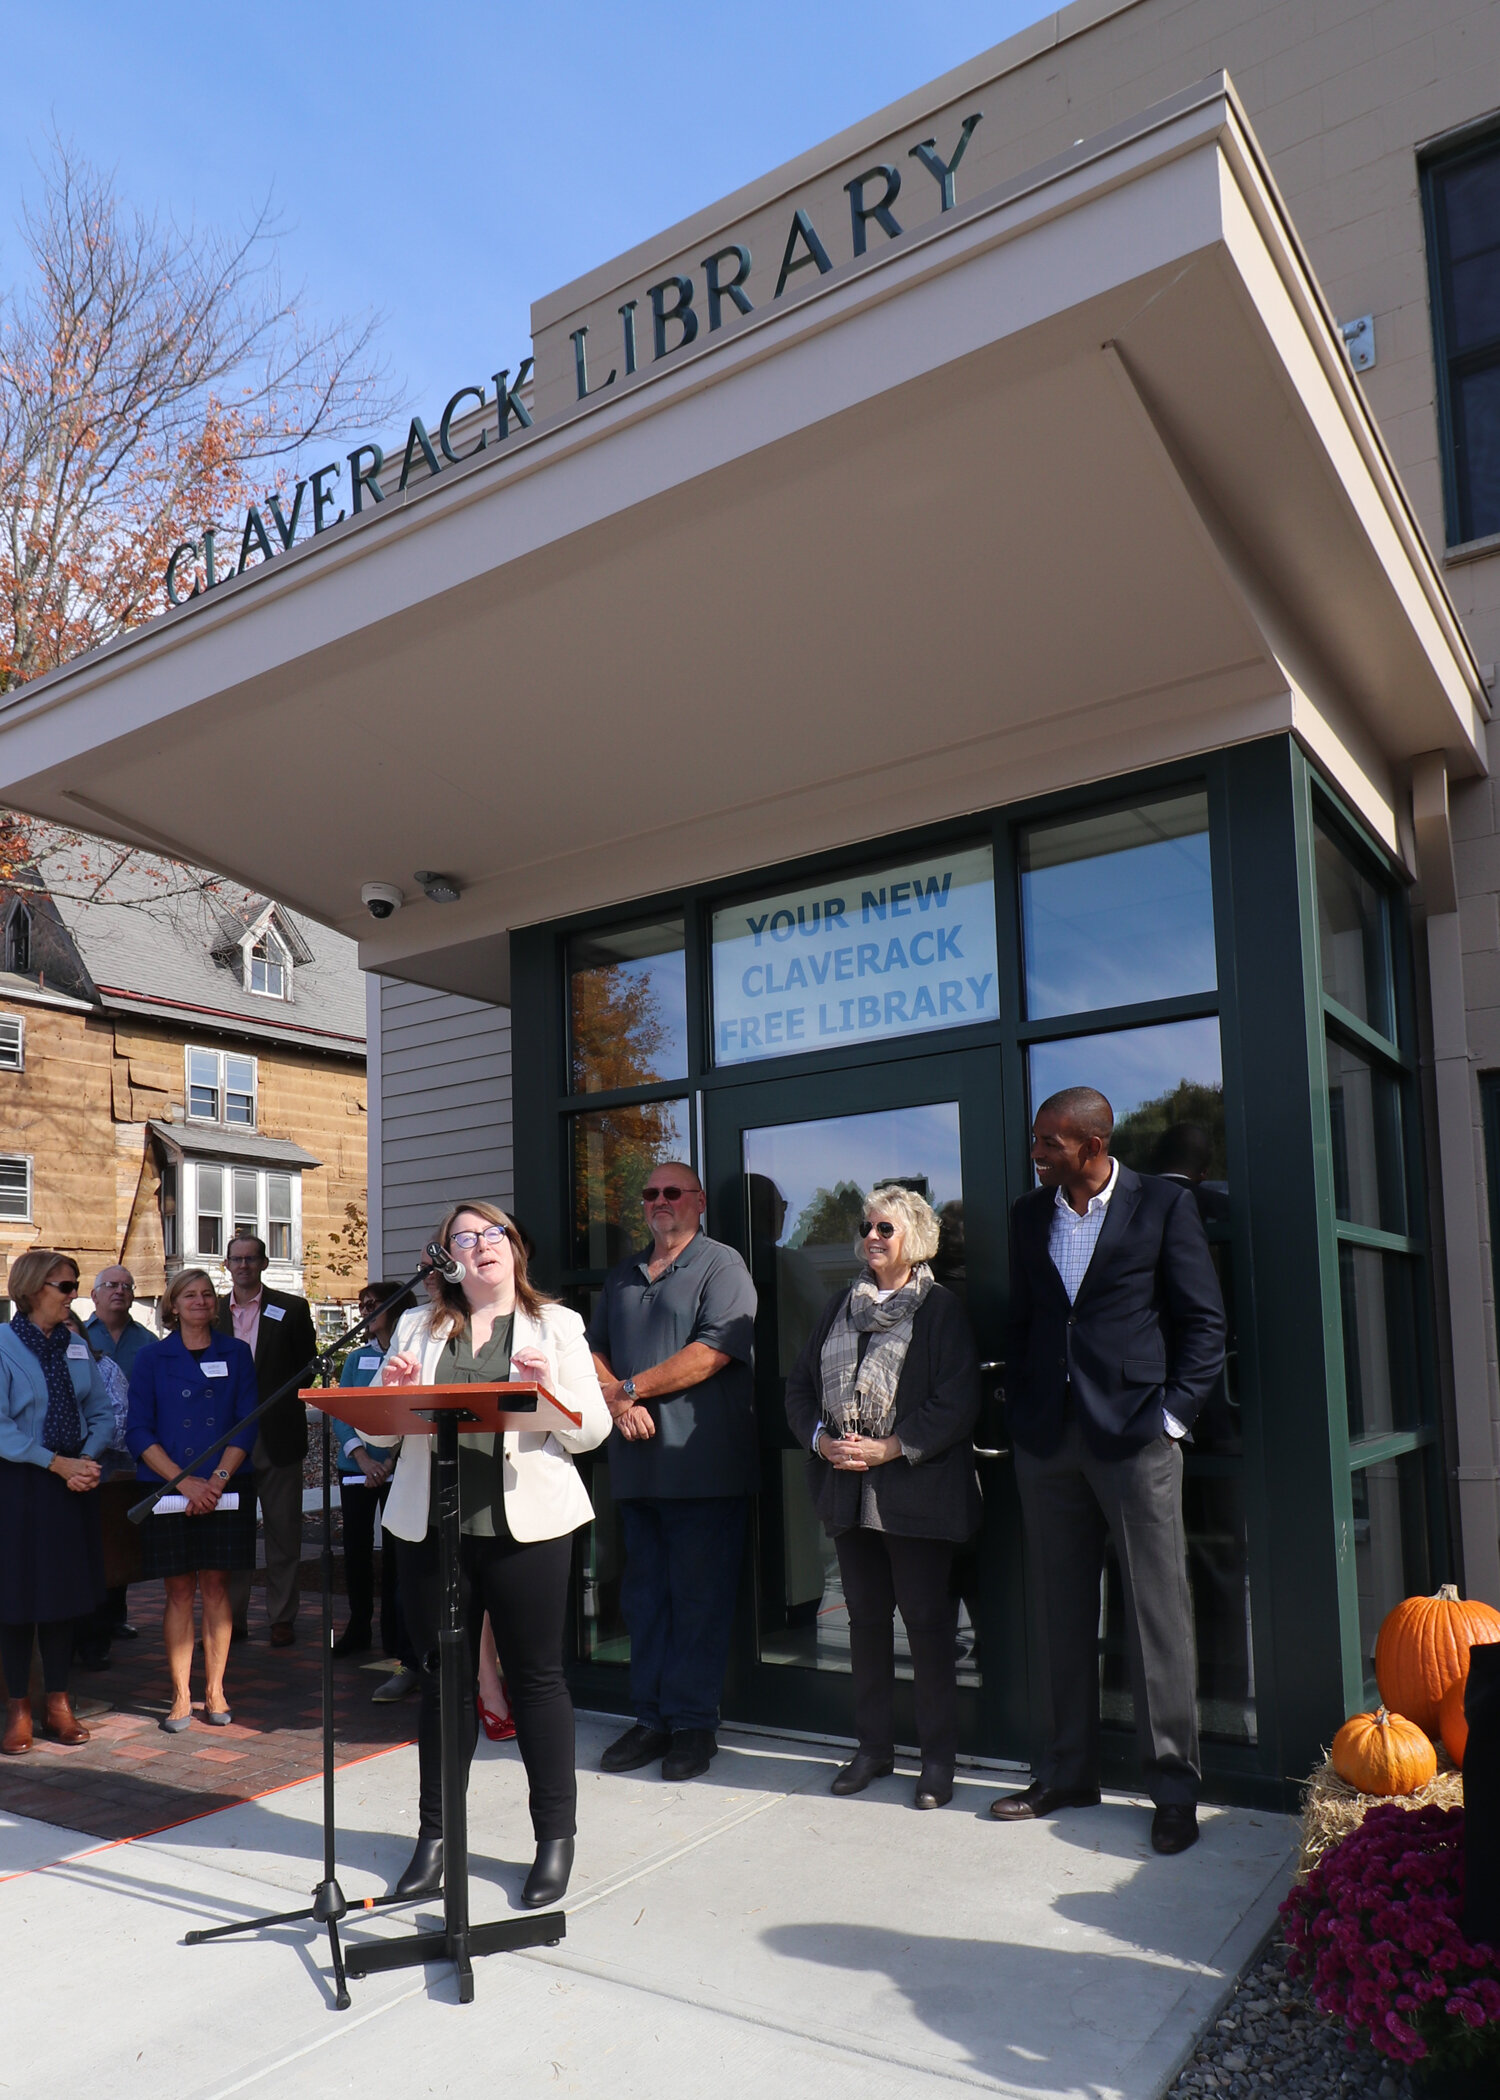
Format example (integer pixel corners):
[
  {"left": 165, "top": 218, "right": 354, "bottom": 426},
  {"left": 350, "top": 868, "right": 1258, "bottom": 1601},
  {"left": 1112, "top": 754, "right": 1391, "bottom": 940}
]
[{"left": 0, "top": 77, "right": 1485, "bottom": 1002}]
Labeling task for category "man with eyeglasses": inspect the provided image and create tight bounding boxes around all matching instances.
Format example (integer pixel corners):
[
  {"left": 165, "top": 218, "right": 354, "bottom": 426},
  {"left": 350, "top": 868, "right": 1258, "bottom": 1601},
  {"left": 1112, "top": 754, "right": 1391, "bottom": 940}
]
[
  {"left": 587, "top": 1164, "right": 757, "bottom": 1782},
  {"left": 216, "top": 1236, "right": 318, "bottom": 1647}
]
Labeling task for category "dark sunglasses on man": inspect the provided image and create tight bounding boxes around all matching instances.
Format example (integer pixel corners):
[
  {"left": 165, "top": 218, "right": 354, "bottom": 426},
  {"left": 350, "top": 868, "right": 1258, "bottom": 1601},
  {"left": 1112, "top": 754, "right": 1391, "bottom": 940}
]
[{"left": 640, "top": 1185, "right": 697, "bottom": 1203}]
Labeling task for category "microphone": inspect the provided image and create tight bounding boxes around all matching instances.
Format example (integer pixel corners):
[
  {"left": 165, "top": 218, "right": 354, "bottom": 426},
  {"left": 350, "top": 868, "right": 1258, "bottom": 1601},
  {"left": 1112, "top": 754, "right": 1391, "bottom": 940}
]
[{"left": 423, "top": 1240, "right": 466, "bottom": 1282}]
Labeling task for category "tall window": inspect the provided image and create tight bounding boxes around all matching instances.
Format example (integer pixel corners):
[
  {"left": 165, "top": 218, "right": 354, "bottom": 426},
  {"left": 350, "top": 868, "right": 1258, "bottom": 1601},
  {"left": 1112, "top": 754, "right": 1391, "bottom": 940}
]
[
  {"left": 1313, "top": 808, "right": 1435, "bottom": 1694},
  {"left": 196, "top": 1165, "right": 224, "bottom": 1255},
  {"left": 248, "top": 928, "right": 290, "bottom": 998},
  {"left": 3, "top": 903, "right": 31, "bottom": 975},
  {"left": 1423, "top": 130, "right": 1500, "bottom": 545},
  {"left": 267, "top": 1173, "right": 293, "bottom": 1260},
  {"left": 186, "top": 1048, "right": 257, "bottom": 1126}
]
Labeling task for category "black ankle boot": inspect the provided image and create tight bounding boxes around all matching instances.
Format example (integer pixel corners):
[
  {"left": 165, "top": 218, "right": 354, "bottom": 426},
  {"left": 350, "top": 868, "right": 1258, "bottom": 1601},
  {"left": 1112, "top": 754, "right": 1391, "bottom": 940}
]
[
  {"left": 393, "top": 1834, "right": 444, "bottom": 1899},
  {"left": 521, "top": 1837, "right": 574, "bottom": 1908}
]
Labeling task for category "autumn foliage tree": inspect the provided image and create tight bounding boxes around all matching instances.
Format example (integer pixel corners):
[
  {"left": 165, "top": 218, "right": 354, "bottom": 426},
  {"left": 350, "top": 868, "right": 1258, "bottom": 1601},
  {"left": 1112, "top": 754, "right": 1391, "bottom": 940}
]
[
  {"left": 569, "top": 962, "right": 683, "bottom": 1261},
  {"left": 0, "top": 136, "right": 391, "bottom": 694}
]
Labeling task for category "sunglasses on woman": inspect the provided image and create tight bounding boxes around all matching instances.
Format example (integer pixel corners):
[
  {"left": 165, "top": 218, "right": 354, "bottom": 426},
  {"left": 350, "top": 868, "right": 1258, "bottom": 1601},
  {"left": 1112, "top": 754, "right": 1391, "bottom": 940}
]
[{"left": 859, "top": 1219, "right": 897, "bottom": 1240}]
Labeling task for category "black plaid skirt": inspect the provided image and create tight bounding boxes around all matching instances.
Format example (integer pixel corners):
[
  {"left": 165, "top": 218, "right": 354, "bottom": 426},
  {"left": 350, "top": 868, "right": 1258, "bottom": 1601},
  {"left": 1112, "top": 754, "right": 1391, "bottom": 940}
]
[{"left": 138, "top": 1490, "right": 257, "bottom": 1578}]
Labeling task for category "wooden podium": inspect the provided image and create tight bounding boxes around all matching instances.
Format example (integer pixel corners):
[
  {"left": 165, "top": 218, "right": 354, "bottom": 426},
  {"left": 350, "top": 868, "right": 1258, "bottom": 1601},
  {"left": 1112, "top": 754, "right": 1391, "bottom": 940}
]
[{"left": 302, "top": 1381, "right": 574, "bottom": 2002}]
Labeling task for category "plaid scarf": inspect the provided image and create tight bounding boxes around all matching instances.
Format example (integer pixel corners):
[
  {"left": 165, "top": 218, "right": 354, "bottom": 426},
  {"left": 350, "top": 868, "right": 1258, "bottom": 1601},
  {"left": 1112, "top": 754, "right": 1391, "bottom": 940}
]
[
  {"left": 12, "top": 1314, "right": 84, "bottom": 1457},
  {"left": 818, "top": 1264, "right": 933, "bottom": 1440}
]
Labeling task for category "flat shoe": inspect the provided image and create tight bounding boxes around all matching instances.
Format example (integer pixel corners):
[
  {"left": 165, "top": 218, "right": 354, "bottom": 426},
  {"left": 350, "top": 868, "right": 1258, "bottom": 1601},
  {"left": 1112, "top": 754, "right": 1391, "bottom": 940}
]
[
  {"left": 160, "top": 1713, "right": 192, "bottom": 1734},
  {"left": 830, "top": 1752, "right": 894, "bottom": 1797},
  {"left": 989, "top": 1782, "right": 1100, "bottom": 1820},
  {"left": 661, "top": 1728, "right": 717, "bottom": 1782},
  {"left": 1151, "top": 1803, "right": 1199, "bottom": 1855},
  {"left": 203, "top": 1708, "right": 232, "bottom": 1727},
  {"left": 914, "top": 1769, "right": 954, "bottom": 1810},
  {"left": 599, "top": 1723, "right": 671, "bottom": 1773},
  {"left": 520, "top": 1837, "right": 574, "bottom": 1908}
]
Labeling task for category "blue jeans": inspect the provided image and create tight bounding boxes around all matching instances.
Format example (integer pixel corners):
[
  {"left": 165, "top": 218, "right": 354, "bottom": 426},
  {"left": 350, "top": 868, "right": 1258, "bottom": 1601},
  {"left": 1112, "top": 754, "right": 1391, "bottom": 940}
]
[{"left": 618, "top": 1496, "right": 748, "bottom": 1733}]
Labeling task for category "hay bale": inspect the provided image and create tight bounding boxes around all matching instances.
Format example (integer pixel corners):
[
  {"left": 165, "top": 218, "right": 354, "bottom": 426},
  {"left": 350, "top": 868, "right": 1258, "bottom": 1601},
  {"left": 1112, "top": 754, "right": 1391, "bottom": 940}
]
[{"left": 1297, "top": 1748, "right": 1464, "bottom": 1877}]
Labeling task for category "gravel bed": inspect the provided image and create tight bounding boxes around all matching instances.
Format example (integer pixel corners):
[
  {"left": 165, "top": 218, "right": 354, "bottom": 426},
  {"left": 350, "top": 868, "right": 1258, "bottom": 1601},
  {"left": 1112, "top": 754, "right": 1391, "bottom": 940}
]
[{"left": 1164, "top": 1935, "right": 1416, "bottom": 2099}]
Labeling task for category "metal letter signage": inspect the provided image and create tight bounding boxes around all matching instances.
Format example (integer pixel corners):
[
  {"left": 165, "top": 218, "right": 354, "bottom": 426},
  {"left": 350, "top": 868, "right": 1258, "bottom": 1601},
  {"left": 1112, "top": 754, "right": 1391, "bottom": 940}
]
[{"left": 711, "top": 843, "right": 999, "bottom": 1066}]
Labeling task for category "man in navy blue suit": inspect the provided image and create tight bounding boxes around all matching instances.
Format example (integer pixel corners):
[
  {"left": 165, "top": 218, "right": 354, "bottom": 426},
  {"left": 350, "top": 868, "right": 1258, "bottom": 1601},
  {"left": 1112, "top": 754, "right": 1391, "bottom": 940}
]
[{"left": 991, "top": 1086, "right": 1226, "bottom": 1854}]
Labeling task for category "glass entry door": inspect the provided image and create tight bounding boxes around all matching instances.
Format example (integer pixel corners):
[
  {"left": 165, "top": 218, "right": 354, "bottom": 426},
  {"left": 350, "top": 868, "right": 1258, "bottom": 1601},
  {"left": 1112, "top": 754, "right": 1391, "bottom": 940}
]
[{"left": 707, "top": 1050, "right": 1028, "bottom": 1756}]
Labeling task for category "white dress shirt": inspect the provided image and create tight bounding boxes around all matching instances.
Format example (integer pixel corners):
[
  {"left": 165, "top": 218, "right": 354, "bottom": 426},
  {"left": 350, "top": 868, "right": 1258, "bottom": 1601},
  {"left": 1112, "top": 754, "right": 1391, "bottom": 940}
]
[{"left": 1048, "top": 1159, "right": 1186, "bottom": 1439}]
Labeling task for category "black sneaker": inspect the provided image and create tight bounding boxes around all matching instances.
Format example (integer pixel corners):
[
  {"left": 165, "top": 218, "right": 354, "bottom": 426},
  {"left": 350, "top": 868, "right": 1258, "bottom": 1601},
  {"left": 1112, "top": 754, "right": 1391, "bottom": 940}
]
[{"left": 599, "top": 1723, "right": 672, "bottom": 1773}]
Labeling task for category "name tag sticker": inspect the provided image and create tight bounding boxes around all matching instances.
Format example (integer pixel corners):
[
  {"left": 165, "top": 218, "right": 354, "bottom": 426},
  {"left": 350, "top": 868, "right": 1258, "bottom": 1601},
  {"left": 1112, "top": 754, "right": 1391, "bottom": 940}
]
[
  {"left": 359, "top": 1354, "right": 381, "bottom": 1369},
  {"left": 203, "top": 1361, "right": 229, "bottom": 1379},
  {"left": 67, "top": 1343, "right": 90, "bottom": 1359},
  {"left": 264, "top": 1304, "right": 285, "bottom": 1322}
]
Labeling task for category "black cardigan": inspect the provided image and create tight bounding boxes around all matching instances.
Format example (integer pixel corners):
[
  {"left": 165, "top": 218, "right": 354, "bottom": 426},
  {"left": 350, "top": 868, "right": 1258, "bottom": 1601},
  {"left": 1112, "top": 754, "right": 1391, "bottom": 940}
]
[{"left": 783, "top": 1283, "right": 982, "bottom": 1543}]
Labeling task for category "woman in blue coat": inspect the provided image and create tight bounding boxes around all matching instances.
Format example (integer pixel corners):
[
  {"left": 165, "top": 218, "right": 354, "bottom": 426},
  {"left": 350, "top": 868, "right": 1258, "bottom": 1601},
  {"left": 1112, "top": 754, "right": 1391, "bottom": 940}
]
[
  {"left": 127, "top": 1269, "right": 258, "bottom": 1731},
  {"left": 0, "top": 1248, "right": 115, "bottom": 1755}
]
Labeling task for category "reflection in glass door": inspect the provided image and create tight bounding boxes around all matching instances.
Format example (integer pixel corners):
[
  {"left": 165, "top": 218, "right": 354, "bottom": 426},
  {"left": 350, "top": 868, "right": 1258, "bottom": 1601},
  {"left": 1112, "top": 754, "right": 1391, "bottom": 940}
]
[{"left": 744, "top": 1103, "right": 976, "bottom": 1688}]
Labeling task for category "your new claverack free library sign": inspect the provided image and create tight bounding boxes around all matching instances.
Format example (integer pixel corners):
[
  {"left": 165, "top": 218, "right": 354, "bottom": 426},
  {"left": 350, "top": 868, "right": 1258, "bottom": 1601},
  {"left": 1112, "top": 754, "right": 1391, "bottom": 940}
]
[{"left": 711, "top": 844, "right": 998, "bottom": 1065}]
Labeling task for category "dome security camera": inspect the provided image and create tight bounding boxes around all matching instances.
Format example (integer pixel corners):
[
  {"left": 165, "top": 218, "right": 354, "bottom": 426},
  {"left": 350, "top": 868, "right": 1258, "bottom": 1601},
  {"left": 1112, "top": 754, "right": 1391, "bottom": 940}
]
[{"left": 361, "top": 882, "right": 405, "bottom": 920}]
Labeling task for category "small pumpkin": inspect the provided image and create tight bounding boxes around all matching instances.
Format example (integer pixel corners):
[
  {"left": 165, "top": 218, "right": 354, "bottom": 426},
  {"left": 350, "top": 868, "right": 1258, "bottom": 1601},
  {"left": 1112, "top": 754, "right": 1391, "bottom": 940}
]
[
  {"left": 1439, "top": 1672, "right": 1468, "bottom": 1769},
  {"left": 1373, "top": 1584, "right": 1500, "bottom": 1734},
  {"left": 1331, "top": 1707, "right": 1437, "bottom": 1796}
]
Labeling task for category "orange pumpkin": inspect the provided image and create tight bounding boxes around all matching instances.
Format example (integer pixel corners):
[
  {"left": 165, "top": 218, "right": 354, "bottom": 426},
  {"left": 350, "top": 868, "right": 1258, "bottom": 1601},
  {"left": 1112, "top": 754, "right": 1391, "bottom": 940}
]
[
  {"left": 1373, "top": 1584, "right": 1500, "bottom": 1735},
  {"left": 1439, "top": 1673, "right": 1468, "bottom": 1769},
  {"left": 1331, "top": 1707, "right": 1437, "bottom": 1797}
]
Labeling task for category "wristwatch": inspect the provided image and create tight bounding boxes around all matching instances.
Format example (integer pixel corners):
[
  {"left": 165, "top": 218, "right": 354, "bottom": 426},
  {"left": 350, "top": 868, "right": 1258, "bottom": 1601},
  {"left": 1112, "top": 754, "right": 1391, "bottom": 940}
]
[
  {"left": 621, "top": 1377, "right": 638, "bottom": 1402},
  {"left": 213, "top": 1469, "right": 230, "bottom": 1481}
]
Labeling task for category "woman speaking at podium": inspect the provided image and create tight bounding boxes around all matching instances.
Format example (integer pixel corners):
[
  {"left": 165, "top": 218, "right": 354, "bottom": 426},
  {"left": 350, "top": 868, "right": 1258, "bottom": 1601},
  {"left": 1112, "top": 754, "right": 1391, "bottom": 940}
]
[{"left": 370, "top": 1200, "right": 609, "bottom": 1908}]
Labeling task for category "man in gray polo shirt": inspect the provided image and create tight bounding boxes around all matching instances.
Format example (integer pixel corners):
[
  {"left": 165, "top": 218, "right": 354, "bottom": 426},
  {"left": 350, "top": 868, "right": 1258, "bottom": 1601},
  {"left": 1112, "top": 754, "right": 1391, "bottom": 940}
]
[{"left": 587, "top": 1162, "right": 757, "bottom": 1782}]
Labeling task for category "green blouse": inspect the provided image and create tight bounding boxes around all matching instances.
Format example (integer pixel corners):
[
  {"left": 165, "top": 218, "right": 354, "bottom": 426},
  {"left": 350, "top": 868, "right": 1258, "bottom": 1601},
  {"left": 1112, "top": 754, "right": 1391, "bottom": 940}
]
[{"left": 432, "top": 1314, "right": 514, "bottom": 1537}]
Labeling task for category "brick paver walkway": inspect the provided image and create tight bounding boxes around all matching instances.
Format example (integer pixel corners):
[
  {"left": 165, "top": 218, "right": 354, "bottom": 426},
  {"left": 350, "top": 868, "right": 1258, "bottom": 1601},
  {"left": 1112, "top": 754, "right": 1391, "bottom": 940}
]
[{"left": 0, "top": 1564, "right": 417, "bottom": 1847}]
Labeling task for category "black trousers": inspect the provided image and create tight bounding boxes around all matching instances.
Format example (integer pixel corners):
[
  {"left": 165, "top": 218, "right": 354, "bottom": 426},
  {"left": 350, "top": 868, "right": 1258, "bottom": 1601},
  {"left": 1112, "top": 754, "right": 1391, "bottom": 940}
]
[
  {"left": 835, "top": 1529, "right": 960, "bottom": 1771},
  {"left": 398, "top": 1526, "right": 577, "bottom": 1843},
  {"left": 0, "top": 1618, "right": 72, "bottom": 1697},
  {"left": 338, "top": 1477, "right": 412, "bottom": 1662}
]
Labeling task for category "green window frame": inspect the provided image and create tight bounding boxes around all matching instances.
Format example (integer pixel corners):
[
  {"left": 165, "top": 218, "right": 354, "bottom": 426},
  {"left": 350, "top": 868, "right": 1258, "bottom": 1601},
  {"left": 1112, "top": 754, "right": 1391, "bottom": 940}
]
[{"left": 1304, "top": 777, "right": 1443, "bottom": 1705}]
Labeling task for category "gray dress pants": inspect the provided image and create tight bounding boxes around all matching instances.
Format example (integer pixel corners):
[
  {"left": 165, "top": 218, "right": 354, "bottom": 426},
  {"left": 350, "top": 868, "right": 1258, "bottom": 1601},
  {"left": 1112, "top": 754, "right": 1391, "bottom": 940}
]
[
  {"left": 1014, "top": 1416, "right": 1200, "bottom": 1805},
  {"left": 226, "top": 1437, "right": 303, "bottom": 1629}
]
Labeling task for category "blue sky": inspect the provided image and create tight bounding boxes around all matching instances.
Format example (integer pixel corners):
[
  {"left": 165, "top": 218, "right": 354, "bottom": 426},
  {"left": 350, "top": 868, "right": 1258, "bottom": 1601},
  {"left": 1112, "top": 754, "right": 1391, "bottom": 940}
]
[{"left": 1, "top": 3, "right": 1043, "bottom": 424}]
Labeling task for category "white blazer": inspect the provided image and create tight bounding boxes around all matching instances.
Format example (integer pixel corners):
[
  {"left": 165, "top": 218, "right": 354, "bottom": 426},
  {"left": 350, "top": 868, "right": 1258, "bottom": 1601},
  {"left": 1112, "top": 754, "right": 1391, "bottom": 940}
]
[{"left": 366, "top": 1302, "right": 610, "bottom": 1545}]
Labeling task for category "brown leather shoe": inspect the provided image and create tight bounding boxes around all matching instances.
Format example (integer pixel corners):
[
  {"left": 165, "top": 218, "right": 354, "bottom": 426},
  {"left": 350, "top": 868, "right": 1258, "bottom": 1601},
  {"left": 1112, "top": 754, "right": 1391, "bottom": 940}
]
[
  {"left": 989, "top": 1781, "right": 1101, "bottom": 1820},
  {"left": 2, "top": 1697, "right": 32, "bottom": 1755},
  {"left": 42, "top": 1693, "right": 89, "bottom": 1746},
  {"left": 269, "top": 1621, "right": 296, "bottom": 1648}
]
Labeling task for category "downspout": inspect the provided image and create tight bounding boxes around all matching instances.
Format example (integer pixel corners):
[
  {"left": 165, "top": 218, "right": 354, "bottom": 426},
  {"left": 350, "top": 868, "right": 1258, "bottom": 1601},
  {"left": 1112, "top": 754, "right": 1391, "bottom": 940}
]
[
  {"left": 1413, "top": 752, "right": 1500, "bottom": 1605},
  {"left": 365, "top": 972, "right": 384, "bottom": 1277}
]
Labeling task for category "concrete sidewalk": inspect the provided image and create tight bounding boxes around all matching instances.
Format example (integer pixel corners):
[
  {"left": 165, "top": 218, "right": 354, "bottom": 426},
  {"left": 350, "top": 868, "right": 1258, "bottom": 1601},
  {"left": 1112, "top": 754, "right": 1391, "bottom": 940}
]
[{"left": 0, "top": 1716, "right": 1296, "bottom": 2099}]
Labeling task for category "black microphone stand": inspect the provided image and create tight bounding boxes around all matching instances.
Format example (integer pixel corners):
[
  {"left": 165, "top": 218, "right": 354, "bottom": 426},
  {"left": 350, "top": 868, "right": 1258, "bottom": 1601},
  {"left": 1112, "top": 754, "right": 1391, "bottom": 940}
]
[{"left": 143, "top": 1267, "right": 431, "bottom": 2008}]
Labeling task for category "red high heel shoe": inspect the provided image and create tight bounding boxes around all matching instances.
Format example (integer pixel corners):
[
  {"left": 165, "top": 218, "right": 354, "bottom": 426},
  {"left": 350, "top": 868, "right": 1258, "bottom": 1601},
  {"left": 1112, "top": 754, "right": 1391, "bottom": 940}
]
[{"left": 477, "top": 1686, "right": 516, "bottom": 1741}]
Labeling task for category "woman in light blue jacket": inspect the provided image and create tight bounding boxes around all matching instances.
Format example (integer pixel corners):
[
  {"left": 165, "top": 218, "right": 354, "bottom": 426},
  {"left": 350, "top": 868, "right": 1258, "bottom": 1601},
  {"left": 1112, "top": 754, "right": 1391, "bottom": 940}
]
[{"left": 0, "top": 1248, "right": 114, "bottom": 1755}]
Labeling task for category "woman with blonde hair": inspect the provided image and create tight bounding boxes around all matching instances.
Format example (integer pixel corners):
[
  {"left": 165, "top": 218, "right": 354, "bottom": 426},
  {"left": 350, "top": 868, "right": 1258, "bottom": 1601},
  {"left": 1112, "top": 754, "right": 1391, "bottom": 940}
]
[
  {"left": 0, "top": 1249, "right": 114, "bottom": 1754},
  {"left": 784, "top": 1184, "right": 981, "bottom": 1810},
  {"left": 371, "top": 1200, "right": 609, "bottom": 1909},
  {"left": 126, "top": 1268, "right": 257, "bottom": 1730}
]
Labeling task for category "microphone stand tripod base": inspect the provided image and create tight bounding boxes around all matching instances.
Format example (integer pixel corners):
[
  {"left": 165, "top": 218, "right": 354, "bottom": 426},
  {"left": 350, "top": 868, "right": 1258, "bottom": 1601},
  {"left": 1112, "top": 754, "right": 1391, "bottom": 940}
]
[{"left": 343, "top": 1909, "right": 566, "bottom": 2000}]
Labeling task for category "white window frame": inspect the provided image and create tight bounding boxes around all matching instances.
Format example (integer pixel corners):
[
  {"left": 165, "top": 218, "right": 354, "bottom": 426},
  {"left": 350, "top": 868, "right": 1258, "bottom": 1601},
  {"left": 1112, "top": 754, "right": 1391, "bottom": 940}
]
[
  {"left": 0, "top": 1013, "right": 22, "bottom": 1070},
  {"left": 246, "top": 924, "right": 292, "bottom": 1001},
  {"left": 179, "top": 1161, "right": 302, "bottom": 1270},
  {"left": 0, "top": 1153, "right": 33, "bottom": 1223},
  {"left": 184, "top": 1046, "right": 258, "bottom": 1128}
]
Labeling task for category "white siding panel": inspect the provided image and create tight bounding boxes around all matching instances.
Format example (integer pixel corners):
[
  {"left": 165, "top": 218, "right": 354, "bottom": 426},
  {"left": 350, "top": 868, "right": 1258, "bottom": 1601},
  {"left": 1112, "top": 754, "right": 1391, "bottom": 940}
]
[{"left": 377, "top": 979, "right": 513, "bottom": 1272}]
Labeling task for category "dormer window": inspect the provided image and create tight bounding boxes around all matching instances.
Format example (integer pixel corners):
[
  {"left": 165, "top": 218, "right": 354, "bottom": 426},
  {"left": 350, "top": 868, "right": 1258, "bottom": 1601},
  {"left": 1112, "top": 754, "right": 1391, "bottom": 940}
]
[
  {"left": 3, "top": 903, "right": 31, "bottom": 975},
  {"left": 248, "top": 927, "right": 290, "bottom": 999}
]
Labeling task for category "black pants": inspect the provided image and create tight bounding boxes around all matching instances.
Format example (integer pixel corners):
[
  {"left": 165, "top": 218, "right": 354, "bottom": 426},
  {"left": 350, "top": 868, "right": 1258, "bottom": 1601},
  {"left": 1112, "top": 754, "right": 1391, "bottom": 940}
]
[
  {"left": 398, "top": 1526, "right": 576, "bottom": 1842},
  {"left": 835, "top": 1529, "right": 959, "bottom": 1771},
  {"left": 0, "top": 1618, "right": 72, "bottom": 1697},
  {"left": 339, "top": 1478, "right": 413, "bottom": 1663}
]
